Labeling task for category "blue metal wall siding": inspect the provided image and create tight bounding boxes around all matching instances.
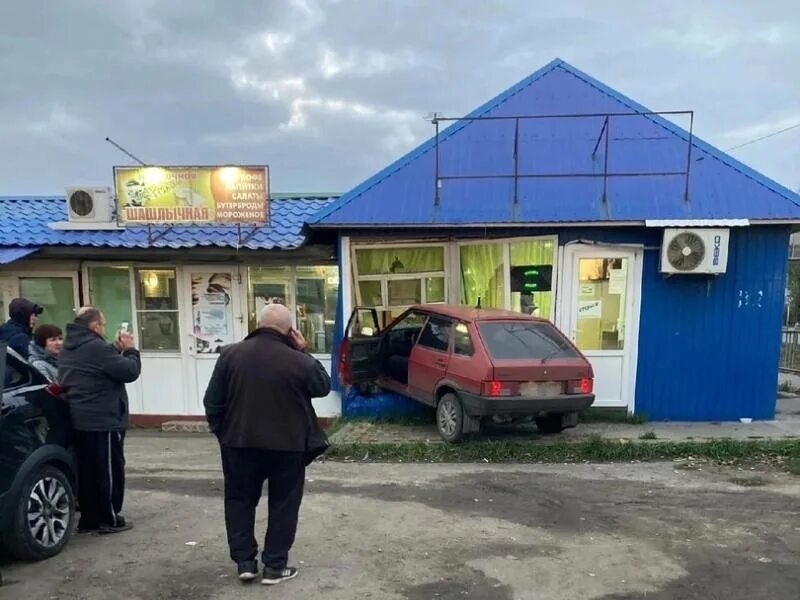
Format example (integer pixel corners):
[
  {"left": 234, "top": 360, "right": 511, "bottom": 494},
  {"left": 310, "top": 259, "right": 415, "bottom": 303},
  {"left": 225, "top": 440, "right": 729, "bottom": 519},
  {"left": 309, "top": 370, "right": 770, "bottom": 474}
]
[
  {"left": 315, "top": 62, "right": 800, "bottom": 226},
  {"left": 634, "top": 226, "right": 789, "bottom": 421}
]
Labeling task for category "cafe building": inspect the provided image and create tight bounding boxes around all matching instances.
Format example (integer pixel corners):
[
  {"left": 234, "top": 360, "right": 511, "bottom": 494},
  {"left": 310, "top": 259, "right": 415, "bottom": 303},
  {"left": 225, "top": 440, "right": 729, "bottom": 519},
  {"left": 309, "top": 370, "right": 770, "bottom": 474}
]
[
  {"left": 0, "top": 167, "right": 342, "bottom": 424},
  {"left": 307, "top": 59, "right": 800, "bottom": 421}
]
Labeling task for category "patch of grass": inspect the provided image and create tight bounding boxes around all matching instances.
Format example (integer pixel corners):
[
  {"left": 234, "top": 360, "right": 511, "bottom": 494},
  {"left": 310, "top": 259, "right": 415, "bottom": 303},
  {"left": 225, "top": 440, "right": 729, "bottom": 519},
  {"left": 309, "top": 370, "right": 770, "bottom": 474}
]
[
  {"left": 578, "top": 408, "right": 648, "bottom": 425},
  {"left": 639, "top": 431, "right": 657, "bottom": 440},
  {"left": 325, "top": 437, "right": 800, "bottom": 473}
]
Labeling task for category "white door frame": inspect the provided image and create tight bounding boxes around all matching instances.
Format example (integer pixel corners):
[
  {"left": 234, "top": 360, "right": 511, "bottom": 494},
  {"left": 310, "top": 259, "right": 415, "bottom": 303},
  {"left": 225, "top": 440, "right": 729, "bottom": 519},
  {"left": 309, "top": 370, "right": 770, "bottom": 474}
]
[{"left": 556, "top": 243, "right": 643, "bottom": 412}]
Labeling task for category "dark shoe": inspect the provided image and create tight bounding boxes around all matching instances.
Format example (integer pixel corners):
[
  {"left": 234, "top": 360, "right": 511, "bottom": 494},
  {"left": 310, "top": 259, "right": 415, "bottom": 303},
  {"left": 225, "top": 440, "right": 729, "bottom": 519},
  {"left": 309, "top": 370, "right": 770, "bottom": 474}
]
[
  {"left": 99, "top": 522, "right": 133, "bottom": 535},
  {"left": 237, "top": 560, "right": 258, "bottom": 583},
  {"left": 261, "top": 566, "right": 298, "bottom": 586},
  {"left": 114, "top": 514, "right": 127, "bottom": 527}
]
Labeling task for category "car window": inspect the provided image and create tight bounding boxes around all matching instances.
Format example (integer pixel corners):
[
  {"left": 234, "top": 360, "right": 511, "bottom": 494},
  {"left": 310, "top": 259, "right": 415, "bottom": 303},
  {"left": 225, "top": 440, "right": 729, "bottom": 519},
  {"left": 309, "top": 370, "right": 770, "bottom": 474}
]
[
  {"left": 478, "top": 321, "right": 579, "bottom": 360},
  {"left": 4, "top": 356, "right": 30, "bottom": 389},
  {"left": 393, "top": 311, "right": 427, "bottom": 331},
  {"left": 417, "top": 317, "right": 452, "bottom": 352},
  {"left": 453, "top": 322, "right": 474, "bottom": 356}
]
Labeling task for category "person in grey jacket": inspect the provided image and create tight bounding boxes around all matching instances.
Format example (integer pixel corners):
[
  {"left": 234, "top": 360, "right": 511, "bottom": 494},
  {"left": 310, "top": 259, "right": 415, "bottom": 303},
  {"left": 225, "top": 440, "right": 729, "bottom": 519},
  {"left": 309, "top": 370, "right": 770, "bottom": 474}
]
[
  {"left": 28, "top": 324, "right": 63, "bottom": 382},
  {"left": 58, "top": 307, "right": 141, "bottom": 534}
]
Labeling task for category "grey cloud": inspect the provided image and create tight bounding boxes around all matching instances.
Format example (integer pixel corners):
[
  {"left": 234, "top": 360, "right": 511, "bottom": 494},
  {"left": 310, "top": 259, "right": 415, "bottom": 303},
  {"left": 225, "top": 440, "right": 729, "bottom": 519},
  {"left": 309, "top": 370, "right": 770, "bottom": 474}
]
[{"left": 0, "top": 0, "right": 798, "bottom": 195}]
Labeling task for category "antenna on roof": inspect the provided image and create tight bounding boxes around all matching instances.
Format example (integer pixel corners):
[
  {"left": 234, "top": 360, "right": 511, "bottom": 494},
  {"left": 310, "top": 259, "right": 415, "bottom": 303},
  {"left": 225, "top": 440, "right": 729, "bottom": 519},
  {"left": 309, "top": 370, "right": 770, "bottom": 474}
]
[
  {"left": 475, "top": 296, "right": 482, "bottom": 310},
  {"left": 105, "top": 137, "right": 149, "bottom": 166}
]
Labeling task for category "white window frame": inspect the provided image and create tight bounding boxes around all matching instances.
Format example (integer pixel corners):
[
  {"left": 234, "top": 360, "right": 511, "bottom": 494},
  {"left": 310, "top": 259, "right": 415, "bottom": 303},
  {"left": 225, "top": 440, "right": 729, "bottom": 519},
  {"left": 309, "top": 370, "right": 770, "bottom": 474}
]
[
  {"left": 350, "top": 242, "right": 448, "bottom": 313},
  {"left": 455, "top": 235, "right": 559, "bottom": 318},
  {"left": 82, "top": 262, "right": 184, "bottom": 356},
  {"left": 6, "top": 270, "right": 81, "bottom": 324}
]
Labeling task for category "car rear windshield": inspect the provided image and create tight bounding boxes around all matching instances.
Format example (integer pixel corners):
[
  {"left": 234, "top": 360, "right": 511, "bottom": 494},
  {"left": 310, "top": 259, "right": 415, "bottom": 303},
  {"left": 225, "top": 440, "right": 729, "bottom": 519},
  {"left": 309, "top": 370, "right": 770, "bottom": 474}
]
[{"left": 478, "top": 321, "right": 579, "bottom": 360}]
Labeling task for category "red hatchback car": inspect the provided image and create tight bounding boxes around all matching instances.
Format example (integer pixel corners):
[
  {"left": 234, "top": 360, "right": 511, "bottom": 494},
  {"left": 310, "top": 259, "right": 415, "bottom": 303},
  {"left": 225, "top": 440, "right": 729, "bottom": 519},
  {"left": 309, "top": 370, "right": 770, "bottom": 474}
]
[{"left": 338, "top": 304, "right": 595, "bottom": 442}]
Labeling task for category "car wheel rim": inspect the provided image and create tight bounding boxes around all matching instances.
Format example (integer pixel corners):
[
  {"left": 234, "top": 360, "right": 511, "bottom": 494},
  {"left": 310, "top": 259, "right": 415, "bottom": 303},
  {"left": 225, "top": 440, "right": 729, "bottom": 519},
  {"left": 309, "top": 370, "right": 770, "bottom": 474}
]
[
  {"left": 28, "top": 476, "right": 70, "bottom": 548},
  {"left": 438, "top": 400, "right": 458, "bottom": 436}
]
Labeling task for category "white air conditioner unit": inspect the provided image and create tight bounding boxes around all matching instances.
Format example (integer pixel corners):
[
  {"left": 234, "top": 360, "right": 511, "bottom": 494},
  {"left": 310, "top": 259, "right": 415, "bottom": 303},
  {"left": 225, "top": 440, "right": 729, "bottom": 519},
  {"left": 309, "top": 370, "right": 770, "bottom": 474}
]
[
  {"left": 65, "top": 186, "right": 113, "bottom": 223},
  {"left": 660, "top": 228, "right": 730, "bottom": 274}
]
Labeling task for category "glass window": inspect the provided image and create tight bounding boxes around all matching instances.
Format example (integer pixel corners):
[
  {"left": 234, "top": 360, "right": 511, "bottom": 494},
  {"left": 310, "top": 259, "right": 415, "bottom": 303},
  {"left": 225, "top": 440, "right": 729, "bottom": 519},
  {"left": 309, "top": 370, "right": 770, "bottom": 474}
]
[
  {"left": 88, "top": 267, "right": 133, "bottom": 335},
  {"left": 355, "top": 247, "right": 444, "bottom": 275},
  {"left": 575, "top": 257, "right": 628, "bottom": 351},
  {"left": 247, "top": 267, "right": 290, "bottom": 332},
  {"left": 460, "top": 243, "right": 504, "bottom": 309},
  {"left": 387, "top": 279, "right": 421, "bottom": 306},
  {"left": 135, "top": 268, "right": 180, "bottom": 351},
  {"left": 295, "top": 266, "right": 339, "bottom": 354},
  {"left": 510, "top": 239, "right": 555, "bottom": 319},
  {"left": 353, "top": 246, "right": 447, "bottom": 316},
  {"left": 19, "top": 277, "right": 76, "bottom": 329},
  {"left": 426, "top": 277, "right": 445, "bottom": 303},
  {"left": 453, "top": 322, "right": 474, "bottom": 356},
  {"left": 358, "top": 280, "right": 383, "bottom": 307},
  {"left": 417, "top": 317, "right": 451, "bottom": 352},
  {"left": 478, "top": 321, "right": 578, "bottom": 360}
]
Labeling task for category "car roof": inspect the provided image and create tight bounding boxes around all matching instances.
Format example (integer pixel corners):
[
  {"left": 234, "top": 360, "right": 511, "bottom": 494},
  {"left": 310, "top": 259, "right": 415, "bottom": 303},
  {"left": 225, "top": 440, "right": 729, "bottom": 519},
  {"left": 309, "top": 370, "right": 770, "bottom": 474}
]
[{"left": 410, "top": 304, "right": 548, "bottom": 323}]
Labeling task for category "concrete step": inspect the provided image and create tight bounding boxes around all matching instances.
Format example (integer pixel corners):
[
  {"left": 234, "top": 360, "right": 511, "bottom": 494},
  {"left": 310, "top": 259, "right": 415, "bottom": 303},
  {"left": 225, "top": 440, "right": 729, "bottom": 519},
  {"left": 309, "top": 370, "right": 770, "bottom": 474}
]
[{"left": 161, "top": 420, "right": 210, "bottom": 433}]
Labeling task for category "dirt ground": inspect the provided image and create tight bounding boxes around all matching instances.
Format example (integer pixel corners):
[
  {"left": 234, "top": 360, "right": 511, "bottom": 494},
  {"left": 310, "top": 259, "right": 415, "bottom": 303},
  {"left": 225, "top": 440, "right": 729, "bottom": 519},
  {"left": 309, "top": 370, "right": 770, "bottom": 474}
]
[{"left": 2, "top": 433, "right": 800, "bottom": 599}]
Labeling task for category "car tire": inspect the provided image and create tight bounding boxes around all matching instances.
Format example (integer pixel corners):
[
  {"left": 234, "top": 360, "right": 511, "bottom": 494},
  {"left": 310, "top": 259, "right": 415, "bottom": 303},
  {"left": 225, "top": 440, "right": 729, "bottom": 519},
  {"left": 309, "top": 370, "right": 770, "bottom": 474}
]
[
  {"left": 6, "top": 464, "right": 75, "bottom": 561},
  {"left": 535, "top": 414, "right": 566, "bottom": 434}
]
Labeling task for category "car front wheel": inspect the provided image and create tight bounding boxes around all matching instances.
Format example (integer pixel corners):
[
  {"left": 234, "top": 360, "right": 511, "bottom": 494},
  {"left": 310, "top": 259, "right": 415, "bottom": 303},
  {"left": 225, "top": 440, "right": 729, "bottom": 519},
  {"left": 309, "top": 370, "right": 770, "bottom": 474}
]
[{"left": 6, "top": 464, "right": 75, "bottom": 560}]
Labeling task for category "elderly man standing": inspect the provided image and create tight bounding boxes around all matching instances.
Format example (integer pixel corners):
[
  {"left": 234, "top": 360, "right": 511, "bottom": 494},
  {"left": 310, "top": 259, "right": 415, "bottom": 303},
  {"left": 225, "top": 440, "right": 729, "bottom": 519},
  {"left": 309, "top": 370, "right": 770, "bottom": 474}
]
[
  {"left": 204, "top": 302, "right": 331, "bottom": 586},
  {"left": 59, "top": 307, "right": 141, "bottom": 534}
]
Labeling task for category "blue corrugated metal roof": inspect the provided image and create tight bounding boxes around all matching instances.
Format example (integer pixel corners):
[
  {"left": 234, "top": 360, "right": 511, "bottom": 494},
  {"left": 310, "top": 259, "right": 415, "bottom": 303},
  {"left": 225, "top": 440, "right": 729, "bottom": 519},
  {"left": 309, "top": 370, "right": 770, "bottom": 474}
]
[
  {"left": 0, "top": 195, "right": 338, "bottom": 250},
  {"left": 0, "top": 246, "right": 38, "bottom": 264},
  {"left": 310, "top": 59, "right": 800, "bottom": 226}
]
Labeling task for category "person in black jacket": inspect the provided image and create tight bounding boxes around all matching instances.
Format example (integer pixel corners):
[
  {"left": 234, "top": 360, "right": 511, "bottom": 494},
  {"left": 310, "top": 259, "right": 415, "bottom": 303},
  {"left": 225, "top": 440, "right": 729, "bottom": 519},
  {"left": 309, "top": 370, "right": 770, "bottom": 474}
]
[
  {"left": 0, "top": 297, "right": 43, "bottom": 358},
  {"left": 58, "top": 306, "right": 141, "bottom": 535},
  {"left": 204, "top": 302, "right": 331, "bottom": 586}
]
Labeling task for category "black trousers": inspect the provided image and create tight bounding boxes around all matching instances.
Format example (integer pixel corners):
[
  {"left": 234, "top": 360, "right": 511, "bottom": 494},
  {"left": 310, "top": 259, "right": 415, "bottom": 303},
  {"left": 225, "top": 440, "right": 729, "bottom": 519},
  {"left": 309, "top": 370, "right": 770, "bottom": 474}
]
[
  {"left": 73, "top": 430, "right": 126, "bottom": 529},
  {"left": 220, "top": 445, "right": 306, "bottom": 569}
]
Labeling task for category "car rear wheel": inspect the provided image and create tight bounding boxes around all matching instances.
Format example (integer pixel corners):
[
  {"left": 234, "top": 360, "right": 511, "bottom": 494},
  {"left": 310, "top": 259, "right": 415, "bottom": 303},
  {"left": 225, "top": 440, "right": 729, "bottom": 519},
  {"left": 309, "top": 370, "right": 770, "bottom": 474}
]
[
  {"left": 436, "top": 393, "right": 479, "bottom": 443},
  {"left": 535, "top": 414, "right": 566, "bottom": 434},
  {"left": 6, "top": 464, "right": 75, "bottom": 561}
]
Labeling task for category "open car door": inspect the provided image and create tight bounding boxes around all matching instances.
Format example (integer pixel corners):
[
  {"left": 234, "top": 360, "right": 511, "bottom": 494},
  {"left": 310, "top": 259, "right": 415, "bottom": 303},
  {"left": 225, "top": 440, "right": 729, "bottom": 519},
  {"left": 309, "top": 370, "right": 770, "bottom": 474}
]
[{"left": 338, "top": 307, "right": 382, "bottom": 386}]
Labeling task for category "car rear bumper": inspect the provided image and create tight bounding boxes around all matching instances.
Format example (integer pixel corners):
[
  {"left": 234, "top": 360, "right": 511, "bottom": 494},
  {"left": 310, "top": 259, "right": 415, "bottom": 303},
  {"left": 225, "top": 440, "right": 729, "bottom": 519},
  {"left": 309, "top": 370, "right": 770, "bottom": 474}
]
[{"left": 459, "top": 392, "right": 595, "bottom": 416}]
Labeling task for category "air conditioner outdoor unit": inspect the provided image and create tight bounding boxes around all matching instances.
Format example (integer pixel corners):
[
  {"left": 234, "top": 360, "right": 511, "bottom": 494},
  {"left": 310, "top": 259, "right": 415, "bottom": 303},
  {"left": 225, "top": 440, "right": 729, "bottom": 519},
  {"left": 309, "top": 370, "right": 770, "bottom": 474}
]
[
  {"left": 65, "top": 186, "right": 113, "bottom": 223},
  {"left": 660, "top": 228, "right": 730, "bottom": 274}
]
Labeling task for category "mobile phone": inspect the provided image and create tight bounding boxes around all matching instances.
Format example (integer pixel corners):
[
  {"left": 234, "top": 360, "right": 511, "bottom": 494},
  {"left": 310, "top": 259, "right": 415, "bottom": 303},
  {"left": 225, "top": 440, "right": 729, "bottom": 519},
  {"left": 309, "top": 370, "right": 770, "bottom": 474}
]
[{"left": 120, "top": 322, "right": 130, "bottom": 333}]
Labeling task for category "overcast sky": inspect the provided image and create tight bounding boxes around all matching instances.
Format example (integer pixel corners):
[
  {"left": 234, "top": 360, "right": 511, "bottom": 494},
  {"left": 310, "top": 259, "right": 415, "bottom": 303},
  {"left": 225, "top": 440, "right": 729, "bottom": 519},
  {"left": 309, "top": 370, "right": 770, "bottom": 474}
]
[{"left": 1, "top": 0, "right": 798, "bottom": 196}]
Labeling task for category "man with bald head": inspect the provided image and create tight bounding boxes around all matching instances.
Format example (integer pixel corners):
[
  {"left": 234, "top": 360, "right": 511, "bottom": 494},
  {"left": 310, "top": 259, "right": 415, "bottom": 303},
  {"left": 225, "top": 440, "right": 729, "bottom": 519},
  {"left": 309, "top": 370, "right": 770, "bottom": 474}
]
[{"left": 204, "top": 302, "right": 331, "bottom": 586}]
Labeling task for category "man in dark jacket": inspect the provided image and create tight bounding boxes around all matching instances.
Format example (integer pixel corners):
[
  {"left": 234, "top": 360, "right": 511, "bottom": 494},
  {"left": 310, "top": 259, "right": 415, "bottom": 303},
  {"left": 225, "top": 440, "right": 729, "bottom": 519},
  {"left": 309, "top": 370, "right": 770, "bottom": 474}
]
[
  {"left": 58, "top": 306, "right": 141, "bottom": 534},
  {"left": 0, "top": 297, "right": 43, "bottom": 358},
  {"left": 204, "top": 302, "right": 331, "bottom": 586}
]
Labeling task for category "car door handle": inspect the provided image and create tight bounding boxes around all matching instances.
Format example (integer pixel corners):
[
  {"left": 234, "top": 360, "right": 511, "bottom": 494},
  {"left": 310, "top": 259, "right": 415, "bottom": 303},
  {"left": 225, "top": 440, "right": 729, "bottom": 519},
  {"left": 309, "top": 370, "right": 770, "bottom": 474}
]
[{"left": 434, "top": 358, "right": 447, "bottom": 366}]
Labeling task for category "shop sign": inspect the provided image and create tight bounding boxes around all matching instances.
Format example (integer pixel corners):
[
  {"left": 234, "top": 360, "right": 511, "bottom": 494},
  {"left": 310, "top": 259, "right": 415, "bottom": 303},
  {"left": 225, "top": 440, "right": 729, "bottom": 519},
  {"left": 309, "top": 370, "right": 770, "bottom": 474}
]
[
  {"left": 114, "top": 165, "right": 268, "bottom": 224},
  {"left": 578, "top": 299, "right": 602, "bottom": 319}
]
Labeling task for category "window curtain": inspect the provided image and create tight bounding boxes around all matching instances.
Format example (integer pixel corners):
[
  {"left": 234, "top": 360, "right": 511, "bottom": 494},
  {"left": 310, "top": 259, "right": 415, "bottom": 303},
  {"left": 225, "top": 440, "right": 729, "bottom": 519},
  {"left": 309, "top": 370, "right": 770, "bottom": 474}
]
[
  {"left": 355, "top": 247, "right": 444, "bottom": 275},
  {"left": 510, "top": 240, "right": 556, "bottom": 320},
  {"left": 88, "top": 267, "right": 133, "bottom": 334},
  {"left": 460, "top": 243, "right": 504, "bottom": 308}
]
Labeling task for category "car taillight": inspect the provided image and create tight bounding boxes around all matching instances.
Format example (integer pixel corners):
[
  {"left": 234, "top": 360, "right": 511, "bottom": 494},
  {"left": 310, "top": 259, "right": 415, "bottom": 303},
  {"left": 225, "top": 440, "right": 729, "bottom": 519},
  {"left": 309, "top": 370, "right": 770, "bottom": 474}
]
[
  {"left": 568, "top": 378, "right": 593, "bottom": 394},
  {"left": 481, "top": 380, "right": 520, "bottom": 397}
]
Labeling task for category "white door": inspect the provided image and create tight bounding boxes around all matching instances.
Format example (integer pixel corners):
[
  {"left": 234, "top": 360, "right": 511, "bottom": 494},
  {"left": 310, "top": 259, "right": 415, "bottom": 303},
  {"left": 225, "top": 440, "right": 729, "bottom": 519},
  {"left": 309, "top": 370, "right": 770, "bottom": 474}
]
[
  {"left": 184, "top": 268, "right": 247, "bottom": 413},
  {"left": 558, "top": 245, "right": 642, "bottom": 409}
]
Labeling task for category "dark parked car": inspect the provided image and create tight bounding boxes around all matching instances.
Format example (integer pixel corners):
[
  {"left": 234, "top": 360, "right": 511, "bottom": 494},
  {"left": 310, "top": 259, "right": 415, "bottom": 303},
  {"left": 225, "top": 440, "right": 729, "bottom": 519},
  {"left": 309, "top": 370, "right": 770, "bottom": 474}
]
[
  {"left": 338, "top": 305, "right": 595, "bottom": 442},
  {"left": 0, "top": 342, "right": 76, "bottom": 561}
]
